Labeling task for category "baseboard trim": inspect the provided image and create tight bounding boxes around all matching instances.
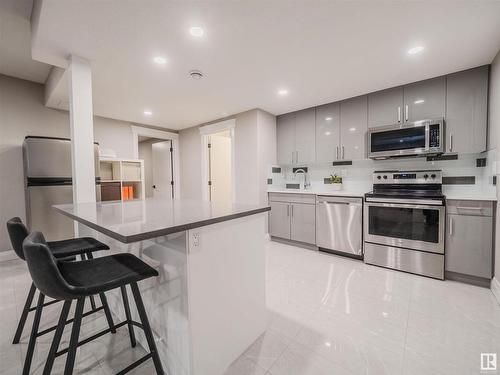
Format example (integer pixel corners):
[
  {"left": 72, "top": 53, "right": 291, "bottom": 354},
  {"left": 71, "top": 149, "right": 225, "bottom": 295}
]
[
  {"left": 491, "top": 277, "right": 500, "bottom": 305},
  {"left": 0, "top": 250, "right": 17, "bottom": 263}
]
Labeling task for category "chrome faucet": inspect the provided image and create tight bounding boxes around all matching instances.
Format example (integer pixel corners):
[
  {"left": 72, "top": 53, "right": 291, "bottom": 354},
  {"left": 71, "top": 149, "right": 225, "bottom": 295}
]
[{"left": 294, "top": 168, "right": 311, "bottom": 189}]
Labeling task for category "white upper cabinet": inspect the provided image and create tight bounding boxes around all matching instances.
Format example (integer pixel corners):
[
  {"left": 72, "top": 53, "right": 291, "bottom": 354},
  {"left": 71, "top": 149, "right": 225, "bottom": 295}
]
[
  {"left": 340, "top": 95, "right": 368, "bottom": 160},
  {"left": 367, "top": 87, "right": 404, "bottom": 128},
  {"left": 277, "top": 108, "right": 315, "bottom": 165},
  {"left": 315, "top": 102, "right": 340, "bottom": 162},
  {"left": 277, "top": 113, "right": 296, "bottom": 165},
  {"left": 403, "top": 76, "right": 446, "bottom": 123},
  {"left": 295, "top": 108, "right": 316, "bottom": 164},
  {"left": 446, "top": 66, "right": 488, "bottom": 154}
]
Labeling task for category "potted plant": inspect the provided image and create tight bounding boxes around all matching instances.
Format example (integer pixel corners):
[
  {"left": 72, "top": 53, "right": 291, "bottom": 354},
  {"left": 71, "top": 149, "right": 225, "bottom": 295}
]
[{"left": 328, "top": 174, "right": 343, "bottom": 191}]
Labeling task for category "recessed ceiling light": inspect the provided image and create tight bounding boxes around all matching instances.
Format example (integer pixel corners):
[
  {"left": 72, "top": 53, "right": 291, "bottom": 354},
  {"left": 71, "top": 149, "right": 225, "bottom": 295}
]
[
  {"left": 325, "top": 131, "right": 331, "bottom": 136},
  {"left": 153, "top": 56, "right": 167, "bottom": 65},
  {"left": 407, "top": 45, "right": 424, "bottom": 55},
  {"left": 325, "top": 117, "right": 332, "bottom": 121},
  {"left": 190, "top": 26, "right": 205, "bottom": 37},
  {"left": 349, "top": 127, "right": 356, "bottom": 132},
  {"left": 277, "top": 89, "right": 288, "bottom": 96},
  {"left": 414, "top": 99, "right": 425, "bottom": 104},
  {"left": 143, "top": 110, "right": 152, "bottom": 116}
]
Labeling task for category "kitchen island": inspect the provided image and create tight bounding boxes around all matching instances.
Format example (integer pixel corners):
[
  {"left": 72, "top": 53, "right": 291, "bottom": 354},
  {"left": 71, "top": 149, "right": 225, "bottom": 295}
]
[{"left": 54, "top": 198, "right": 270, "bottom": 375}]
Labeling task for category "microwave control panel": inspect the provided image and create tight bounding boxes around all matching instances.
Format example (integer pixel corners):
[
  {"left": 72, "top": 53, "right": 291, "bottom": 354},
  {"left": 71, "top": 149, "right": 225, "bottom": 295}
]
[{"left": 429, "top": 124, "right": 441, "bottom": 148}]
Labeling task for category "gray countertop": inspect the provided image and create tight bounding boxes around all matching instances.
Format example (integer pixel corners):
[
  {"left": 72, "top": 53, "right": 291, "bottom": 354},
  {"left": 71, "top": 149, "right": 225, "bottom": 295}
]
[{"left": 54, "top": 198, "right": 270, "bottom": 243}]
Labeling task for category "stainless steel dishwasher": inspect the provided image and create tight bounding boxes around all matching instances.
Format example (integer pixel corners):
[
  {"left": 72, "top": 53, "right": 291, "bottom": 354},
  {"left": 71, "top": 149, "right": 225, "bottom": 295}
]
[{"left": 316, "top": 196, "right": 363, "bottom": 257}]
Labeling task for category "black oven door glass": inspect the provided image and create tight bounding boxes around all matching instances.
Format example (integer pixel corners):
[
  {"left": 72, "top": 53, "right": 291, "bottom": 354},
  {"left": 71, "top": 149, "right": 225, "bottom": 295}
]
[
  {"left": 371, "top": 127, "right": 426, "bottom": 152},
  {"left": 368, "top": 206, "right": 439, "bottom": 243}
]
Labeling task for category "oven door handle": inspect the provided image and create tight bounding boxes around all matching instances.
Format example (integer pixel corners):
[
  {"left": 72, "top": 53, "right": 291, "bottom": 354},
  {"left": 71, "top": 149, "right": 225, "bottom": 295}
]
[
  {"left": 365, "top": 197, "right": 443, "bottom": 206},
  {"left": 365, "top": 201, "right": 444, "bottom": 210}
]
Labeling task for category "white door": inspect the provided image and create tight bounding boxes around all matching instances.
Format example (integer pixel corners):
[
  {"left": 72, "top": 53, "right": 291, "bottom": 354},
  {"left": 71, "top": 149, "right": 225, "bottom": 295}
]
[
  {"left": 209, "top": 132, "right": 232, "bottom": 206},
  {"left": 152, "top": 141, "right": 173, "bottom": 199}
]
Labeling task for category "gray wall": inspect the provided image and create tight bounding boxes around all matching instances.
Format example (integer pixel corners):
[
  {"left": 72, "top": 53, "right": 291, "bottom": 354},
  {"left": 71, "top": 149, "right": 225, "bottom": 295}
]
[
  {"left": 490, "top": 50, "right": 500, "bottom": 280},
  {"left": 0, "top": 74, "right": 152, "bottom": 252},
  {"left": 178, "top": 109, "right": 277, "bottom": 205}
]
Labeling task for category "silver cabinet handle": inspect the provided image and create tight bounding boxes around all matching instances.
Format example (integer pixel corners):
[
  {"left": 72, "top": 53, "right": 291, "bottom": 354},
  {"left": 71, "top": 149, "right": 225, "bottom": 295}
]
[
  {"left": 342, "top": 146, "right": 345, "bottom": 159},
  {"left": 296, "top": 151, "right": 299, "bottom": 164},
  {"left": 449, "top": 217, "right": 453, "bottom": 236},
  {"left": 291, "top": 152, "right": 294, "bottom": 164},
  {"left": 291, "top": 204, "right": 294, "bottom": 217},
  {"left": 397, "top": 107, "right": 401, "bottom": 123},
  {"left": 336, "top": 146, "right": 339, "bottom": 160},
  {"left": 405, "top": 105, "right": 409, "bottom": 122},
  {"left": 449, "top": 133, "right": 453, "bottom": 152},
  {"left": 287, "top": 204, "right": 290, "bottom": 217}
]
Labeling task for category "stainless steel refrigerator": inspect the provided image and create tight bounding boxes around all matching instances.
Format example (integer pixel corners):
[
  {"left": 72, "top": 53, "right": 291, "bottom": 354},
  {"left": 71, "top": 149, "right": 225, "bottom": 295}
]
[{"left": 23, "top": 136, "right": 101, "bottom": 240}]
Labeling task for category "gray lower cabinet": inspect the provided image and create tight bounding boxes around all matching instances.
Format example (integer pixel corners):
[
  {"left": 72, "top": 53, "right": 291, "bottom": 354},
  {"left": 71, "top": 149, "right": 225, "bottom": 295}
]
[
  {"left": 269, "top": 201, "right": 291, "bottom": 239},
  {"left": 268, "top": 193, "right": 316, "bottom": 245},
  {"left": 290, "top": 203, "right": 316, "bottom": 244},
  {"left": 445, "top": 66, "right": 488, "bottom": 154},
  {"left": 445, "top": 200, "right": 494, "bottom": 280}
]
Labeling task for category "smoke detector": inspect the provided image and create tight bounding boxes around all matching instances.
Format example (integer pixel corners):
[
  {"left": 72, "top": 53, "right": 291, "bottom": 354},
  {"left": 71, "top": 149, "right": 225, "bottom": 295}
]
[{"left": 189, "top": 70, "right": 204, "bottom": 79}]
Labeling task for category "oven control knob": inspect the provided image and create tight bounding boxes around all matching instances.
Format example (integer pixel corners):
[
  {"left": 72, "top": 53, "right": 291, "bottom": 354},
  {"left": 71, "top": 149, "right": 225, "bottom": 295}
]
[
  {"left": 431, "top": 174, "right": 436, "bottom": 179},
  {"left": 383, "top": 175, "right": 387, "bottom": 179},
  {"left": 423, "top": 174, "right": 429, "bottom": 179},
  {"left": 377, "top": 175, "right": 382, "bottom": 180}
]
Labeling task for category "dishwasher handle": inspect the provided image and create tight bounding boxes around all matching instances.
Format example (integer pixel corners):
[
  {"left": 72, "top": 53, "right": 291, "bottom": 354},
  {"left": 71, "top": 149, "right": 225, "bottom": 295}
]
[{"left": 316, "top": 196, "right": 362, "bottom": 205}]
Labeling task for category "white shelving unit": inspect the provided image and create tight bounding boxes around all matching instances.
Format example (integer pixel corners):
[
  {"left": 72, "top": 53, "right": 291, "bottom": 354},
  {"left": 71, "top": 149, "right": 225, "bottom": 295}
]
[{"left": 99, "top": 158, "right": 145, "bottom": 201}]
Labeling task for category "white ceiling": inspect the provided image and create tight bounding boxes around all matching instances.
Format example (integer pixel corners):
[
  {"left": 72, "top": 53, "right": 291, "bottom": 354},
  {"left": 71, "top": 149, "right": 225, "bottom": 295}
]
[
  {"left": 26, "top": 1, "right": 500, "bottom": 129},
  {"left": 0, "top": 0, "right": 50, "bottom": 83}
]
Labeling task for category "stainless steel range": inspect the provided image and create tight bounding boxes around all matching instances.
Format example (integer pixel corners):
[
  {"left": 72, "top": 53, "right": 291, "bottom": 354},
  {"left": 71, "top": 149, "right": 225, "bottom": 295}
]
[{"left": 364, "top": 170, "right": 445, "bottom": 279}]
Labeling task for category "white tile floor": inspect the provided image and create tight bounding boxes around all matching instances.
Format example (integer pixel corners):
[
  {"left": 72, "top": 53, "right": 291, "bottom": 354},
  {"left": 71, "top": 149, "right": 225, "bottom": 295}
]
[{"left": 1, "top": 240, "right": 500, "bottom": 374}]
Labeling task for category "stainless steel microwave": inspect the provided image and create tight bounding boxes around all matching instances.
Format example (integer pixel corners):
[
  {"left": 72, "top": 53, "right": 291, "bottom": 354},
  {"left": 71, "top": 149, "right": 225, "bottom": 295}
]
[{"left": 367, "top": 119, "right": 444, "bottom": 159}]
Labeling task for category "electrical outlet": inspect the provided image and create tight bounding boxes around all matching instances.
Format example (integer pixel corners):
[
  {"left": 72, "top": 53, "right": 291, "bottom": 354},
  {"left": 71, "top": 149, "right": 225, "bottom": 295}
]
[{"left": 192, "top": 232, "right": 200, "bottom": 248}]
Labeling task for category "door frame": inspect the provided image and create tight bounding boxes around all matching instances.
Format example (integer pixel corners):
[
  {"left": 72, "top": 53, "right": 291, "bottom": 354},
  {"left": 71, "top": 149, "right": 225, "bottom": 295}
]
[
  {"left": 131, "top": 126, "right": 180, "bottom": 199},
  {"left": 199, "top": 119, "right": 236, "bottom": 203}
]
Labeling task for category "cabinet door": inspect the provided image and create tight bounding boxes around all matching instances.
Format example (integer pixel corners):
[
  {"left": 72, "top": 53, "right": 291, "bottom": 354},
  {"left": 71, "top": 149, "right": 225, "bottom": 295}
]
[
  {"left": 446, "top": 66, "right": 488, "bottom": 153},
  {"left": 367, "top": 86, "right": 404, "bottom": 128},
  {"left": 403, "top": 76, "right": 445, "bottom": 123},
  {"left": 277, "top": 113, "right": 296, "bottom": 165},
  {"left": 290, "top": 203, "right": 316, "bottom": 244},
  {"left": 315, "top": 102, "right": 340, "bottom": 162},
  {"left": 295, "top": 108, "right": 316, "bottom": 164},
  {"left": 340, "top": 95, "right": 367, "bottom": 160},
  {"left": 445, "top": 214, "right": 493, "bottom": 279},
  {"left": 269, "top": 202, "right": 290, "bottom": 239}
]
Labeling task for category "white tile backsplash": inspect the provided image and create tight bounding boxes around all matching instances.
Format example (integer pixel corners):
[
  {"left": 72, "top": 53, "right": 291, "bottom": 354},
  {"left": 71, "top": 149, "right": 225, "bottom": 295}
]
[{"left": 269, "top": 150, "right": 497, "bottom": 197}]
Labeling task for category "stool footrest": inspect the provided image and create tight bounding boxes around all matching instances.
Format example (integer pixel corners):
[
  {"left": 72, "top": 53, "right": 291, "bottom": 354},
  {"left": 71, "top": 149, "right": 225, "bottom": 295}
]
[
  {"left": 116, "top": 353, "right": 153, "bottom": 375},
  {"left": 36, "top": 306, "right": 104, "bottom": 338},
  {"left": 28, "top": 298, "right": 59, "bottom": 312},
  {"left": 55, "top": 320, "right": 129, "bottom": 357}
]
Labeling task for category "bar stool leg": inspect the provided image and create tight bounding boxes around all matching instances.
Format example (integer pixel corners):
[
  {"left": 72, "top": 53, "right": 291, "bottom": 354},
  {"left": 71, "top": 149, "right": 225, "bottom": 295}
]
[
  {"left": 99, "top": 292, "right": 116, "bottom": 333},
  {"left": 64, "top": 298, "right": 85, "bottom": 375},
  {"left": 82, "top": 253, "right": 97, "bottom": 310},
  {"left": 22, "top": 292, "right": 45, "bottom": 375},
  {"left": 120, "top": 286, "right": 136, "bottom": 347},
  {"left": 43, "top": 300, "right": 72, "bottom": 375},
  {"left": 13, "top": 282, "right": 37, "bottom": 344},
  {"left": 130, "top": 282, "right": 164, "bottom": 375}
]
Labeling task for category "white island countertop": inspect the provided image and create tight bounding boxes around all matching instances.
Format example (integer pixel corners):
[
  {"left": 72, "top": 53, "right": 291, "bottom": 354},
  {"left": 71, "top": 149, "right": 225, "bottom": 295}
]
[{"left": 54, "top": 198, "right": 270, "bottom": 243}]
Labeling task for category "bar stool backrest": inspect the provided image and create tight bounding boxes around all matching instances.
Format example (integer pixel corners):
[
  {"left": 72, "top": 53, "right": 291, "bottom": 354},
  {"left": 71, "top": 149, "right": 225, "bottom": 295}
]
[
  {"left": 23, "top": 231, "right": 77, "bottom": 301},
  {"left": 7, "top": 217, "right": 29, "bottom": 260}
]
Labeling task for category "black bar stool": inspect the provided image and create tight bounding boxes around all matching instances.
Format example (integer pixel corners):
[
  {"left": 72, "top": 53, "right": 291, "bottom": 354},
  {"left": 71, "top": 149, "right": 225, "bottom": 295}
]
[
  {"left": 6, "top": 217, "right": 116, "bottom": 374},
  {"left": 23, "top": 231, "right": 164, "bottom": 375}
]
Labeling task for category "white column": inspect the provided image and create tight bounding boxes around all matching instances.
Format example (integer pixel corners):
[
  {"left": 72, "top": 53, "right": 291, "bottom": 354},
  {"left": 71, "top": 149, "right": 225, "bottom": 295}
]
[{"left": 67, "top": 55, "right": 96, "bottom": 204}]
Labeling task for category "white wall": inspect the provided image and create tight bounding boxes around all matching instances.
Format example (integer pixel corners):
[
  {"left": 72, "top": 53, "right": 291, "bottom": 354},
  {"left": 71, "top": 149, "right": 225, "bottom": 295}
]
[
  {"left": 178, "top": 109, "right": 277, "bottom": 205},
  {"left": 489, "top": 49, "right": 500, "bottom": 280},
  {"left": 0, "top": 74, "right": 162, "bottom": 252}
]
